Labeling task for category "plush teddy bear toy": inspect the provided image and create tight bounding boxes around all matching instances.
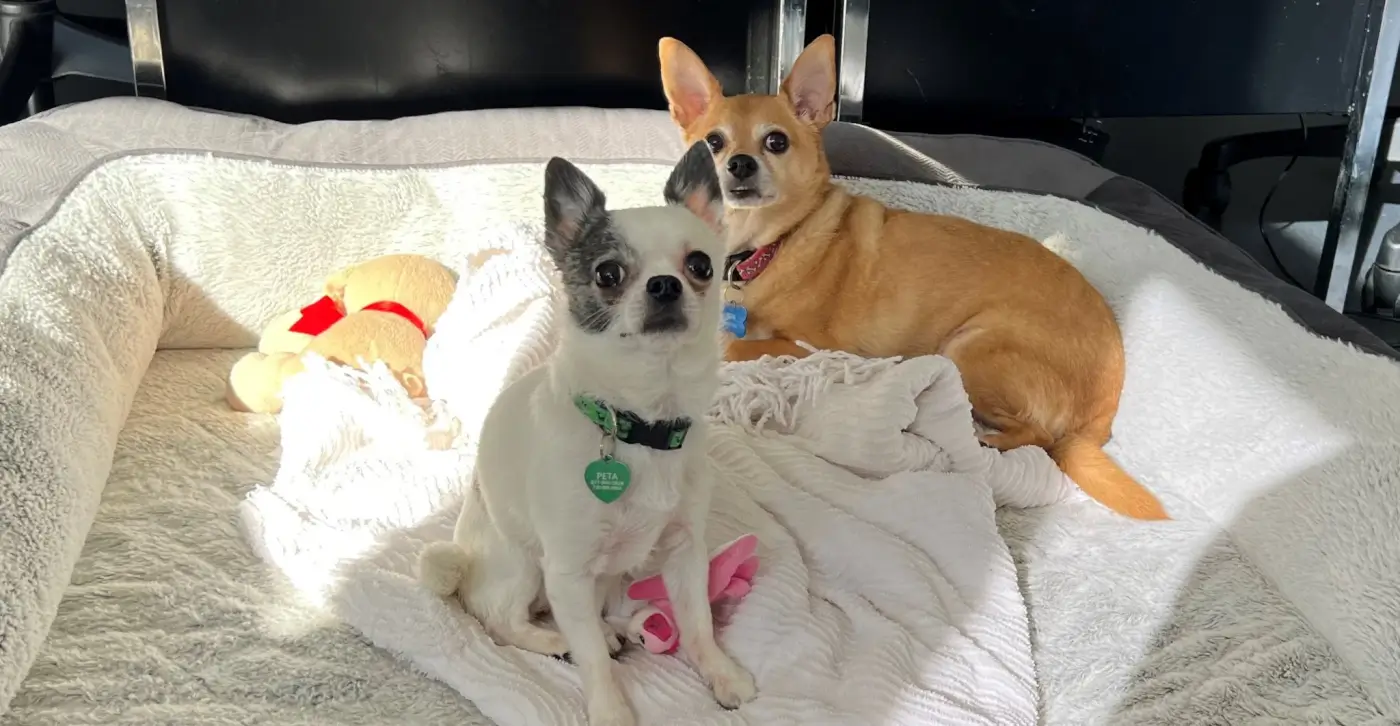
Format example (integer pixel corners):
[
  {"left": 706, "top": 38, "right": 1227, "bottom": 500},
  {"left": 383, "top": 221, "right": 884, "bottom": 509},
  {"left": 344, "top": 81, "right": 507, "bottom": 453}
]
[{"left": 226, "top": 253, "right": 458, "bottom": 413}]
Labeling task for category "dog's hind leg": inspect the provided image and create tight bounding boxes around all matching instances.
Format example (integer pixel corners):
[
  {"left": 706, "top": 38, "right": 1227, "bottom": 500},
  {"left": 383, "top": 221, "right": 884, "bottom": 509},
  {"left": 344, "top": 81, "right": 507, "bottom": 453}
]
[
  {"left": 463, "top": 538, "right": 569, "bottom": 657},
  {"left": 496, "top": 616, "right": 571, "bottom": 657},
  {"left": 949, "top": 331, "right": 1166, "bottom": 519},
  {"left": 976, "top": 414, "right": 1053, "bottom": 450},
  {"left": 478, "top": 583, "right": 570, "bottom": 656},
  {"left": 942, "top": 329, "right": 1063, "bottom": 452}
]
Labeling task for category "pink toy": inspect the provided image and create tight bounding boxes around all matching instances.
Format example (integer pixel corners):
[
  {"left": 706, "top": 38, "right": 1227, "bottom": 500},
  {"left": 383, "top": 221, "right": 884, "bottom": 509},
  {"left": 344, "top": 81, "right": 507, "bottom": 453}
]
[{"left": 626, "top": 534, "right": 760, "bottom": 655}]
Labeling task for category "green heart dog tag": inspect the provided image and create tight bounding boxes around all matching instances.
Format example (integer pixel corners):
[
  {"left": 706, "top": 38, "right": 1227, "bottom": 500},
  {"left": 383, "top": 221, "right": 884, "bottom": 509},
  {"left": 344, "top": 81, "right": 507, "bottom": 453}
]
[{"left": 585, "top": 456, "right": 632, "bottom": 503}]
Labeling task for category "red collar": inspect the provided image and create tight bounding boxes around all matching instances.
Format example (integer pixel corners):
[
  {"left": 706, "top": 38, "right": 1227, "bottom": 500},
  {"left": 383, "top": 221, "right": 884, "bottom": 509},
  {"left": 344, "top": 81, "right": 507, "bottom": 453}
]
[
  {"left": 726, "top": 239, "right": 782, "bottom": 283},
  {"left": 288, "top": 295, "right": 429, "bottom": 337}
]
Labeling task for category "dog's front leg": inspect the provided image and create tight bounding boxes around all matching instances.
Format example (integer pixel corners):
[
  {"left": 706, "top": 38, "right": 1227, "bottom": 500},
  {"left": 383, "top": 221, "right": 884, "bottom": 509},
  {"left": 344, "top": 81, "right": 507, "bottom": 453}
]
[
  {"left": 544, "top": 566, "right": 634, "bottom": 726},
  {"left": 661, "top": 480, "right": 757, "bottom": 708}
]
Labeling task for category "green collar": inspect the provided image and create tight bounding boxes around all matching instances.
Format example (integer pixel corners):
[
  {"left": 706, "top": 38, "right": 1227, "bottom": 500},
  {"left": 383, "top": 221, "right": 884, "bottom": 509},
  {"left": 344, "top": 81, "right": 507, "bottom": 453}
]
[{"left": 573, "top": 396, "right": 692, "bottom": 451}]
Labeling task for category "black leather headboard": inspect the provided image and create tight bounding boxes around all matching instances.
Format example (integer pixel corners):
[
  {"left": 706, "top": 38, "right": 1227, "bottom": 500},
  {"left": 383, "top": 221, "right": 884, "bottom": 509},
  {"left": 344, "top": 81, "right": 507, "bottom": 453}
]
[
  {"left": 857, "top": 0, "right": 1372, "bottom": 124},
  {"left": 158, "top": 0, "right": 775, "bottom": 123}
]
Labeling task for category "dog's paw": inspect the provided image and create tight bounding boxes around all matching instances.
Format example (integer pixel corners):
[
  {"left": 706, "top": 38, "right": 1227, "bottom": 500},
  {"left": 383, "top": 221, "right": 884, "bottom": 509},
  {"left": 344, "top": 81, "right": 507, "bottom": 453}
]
[
  {"left": 536, "top": 631, "right": 572, "bottom": 656},
  {"left": 708, "top": 660, "right": 757, "bottom": 710},
  {"left": 604, "top": 623, "right": 626, "bottom": 657},
  {"left": 586, "top": 690, "right": 636, "bottom": 726},
  {"left": 552, "top": 638, "right": 627, "bottom": 667},
  {"left": 500, "top": 623, "right": 570, "bottom": 658}
]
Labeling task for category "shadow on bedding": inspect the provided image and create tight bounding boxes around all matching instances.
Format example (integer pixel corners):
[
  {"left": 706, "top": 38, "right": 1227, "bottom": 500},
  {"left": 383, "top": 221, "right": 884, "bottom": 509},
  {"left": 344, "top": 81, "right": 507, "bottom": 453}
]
[
  {"left": 0, "top": 348, "right": 490, "bottom": 726},
  {"left": 0, "top": 203, "right": 279, "bottom": 718},
  {"left": 994, "top": 260, "right": 1400, "bottom": 724}
]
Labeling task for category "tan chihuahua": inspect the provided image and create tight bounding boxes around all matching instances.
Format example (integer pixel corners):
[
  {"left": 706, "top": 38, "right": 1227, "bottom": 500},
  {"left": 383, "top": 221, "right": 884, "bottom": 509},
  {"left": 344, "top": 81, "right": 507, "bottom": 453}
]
[{"left": 658, "top": 35, "right": 1167, "bottom": 520}]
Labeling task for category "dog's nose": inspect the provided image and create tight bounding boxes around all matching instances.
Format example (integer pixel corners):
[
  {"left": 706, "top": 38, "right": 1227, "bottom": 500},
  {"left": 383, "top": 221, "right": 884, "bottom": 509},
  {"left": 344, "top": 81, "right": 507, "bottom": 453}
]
[
  {"left": 727, "top": 154, "right": 758, "bottom": 180},
  {"left": 646, "top": 275, "right": 683, "bottom": 303}
]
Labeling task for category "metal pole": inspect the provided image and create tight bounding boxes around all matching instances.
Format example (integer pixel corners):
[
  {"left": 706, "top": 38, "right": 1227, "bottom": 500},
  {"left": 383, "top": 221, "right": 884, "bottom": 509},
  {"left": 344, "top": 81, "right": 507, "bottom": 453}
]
[
  {"left": 836, "top": 0, "right": 869, "bottom": 122},
  {"left": 124, "top": 0, "right": 166, "bottom": 99},
  {"left": 1315, "top": 0, "right": 1400, "bottom": 310}
]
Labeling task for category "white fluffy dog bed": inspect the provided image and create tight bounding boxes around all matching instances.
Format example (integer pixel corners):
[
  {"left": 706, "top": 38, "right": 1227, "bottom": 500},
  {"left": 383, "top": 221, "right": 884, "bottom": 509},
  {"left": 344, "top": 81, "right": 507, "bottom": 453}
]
[{"left": 3, "top": 129, "right": 1399, "bottom": 725}]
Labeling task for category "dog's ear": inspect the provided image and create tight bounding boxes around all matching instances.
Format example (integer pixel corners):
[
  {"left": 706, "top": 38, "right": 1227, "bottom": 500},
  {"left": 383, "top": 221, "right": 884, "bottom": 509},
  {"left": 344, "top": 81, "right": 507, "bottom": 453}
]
[
  {"left": 664, "top": 141, "right": 724, "bottom": 233},
  {"left": 543, "top": 157, "right": 607, "bottom": 256},
  {"left": 781, "top": 34, "right": 837, "bottom": 128},
  {"left": 659, "top": 37, "right": 722, "bottom": 132}
]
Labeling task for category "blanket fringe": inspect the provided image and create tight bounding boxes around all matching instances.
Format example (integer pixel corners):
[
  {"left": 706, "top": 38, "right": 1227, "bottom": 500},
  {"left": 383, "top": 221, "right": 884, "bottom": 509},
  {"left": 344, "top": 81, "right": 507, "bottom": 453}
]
[{"left": 711, "top": 351, "right": 901, "bottom": 433}]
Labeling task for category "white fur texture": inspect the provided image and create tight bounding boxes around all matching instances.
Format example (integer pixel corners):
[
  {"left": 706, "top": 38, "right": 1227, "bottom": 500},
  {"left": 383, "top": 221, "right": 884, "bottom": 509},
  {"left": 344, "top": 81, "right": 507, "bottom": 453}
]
[{"left": 4, "top": 151, "right": 1399, "bottom": 726}]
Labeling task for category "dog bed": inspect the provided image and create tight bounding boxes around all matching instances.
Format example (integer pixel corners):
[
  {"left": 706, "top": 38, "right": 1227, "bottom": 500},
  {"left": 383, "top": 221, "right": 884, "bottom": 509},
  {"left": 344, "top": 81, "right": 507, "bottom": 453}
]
[{"left": 2, "top": 99, "right": 1399, "bottom": 726}]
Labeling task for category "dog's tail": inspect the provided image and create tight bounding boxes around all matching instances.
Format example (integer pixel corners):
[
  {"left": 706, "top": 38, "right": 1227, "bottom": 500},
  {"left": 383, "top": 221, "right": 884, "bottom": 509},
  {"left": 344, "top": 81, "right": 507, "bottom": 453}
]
[
  {"left": 1049, "top": 435, "right": 1169, "bottom": 520},
  {"left": 417, "top": 541, "right": 472, "bottom": 596}
]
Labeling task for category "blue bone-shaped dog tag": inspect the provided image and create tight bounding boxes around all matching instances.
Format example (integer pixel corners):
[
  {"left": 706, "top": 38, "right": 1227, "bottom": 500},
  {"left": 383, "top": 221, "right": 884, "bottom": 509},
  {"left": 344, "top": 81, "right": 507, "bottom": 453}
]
[{"left": 722, "top": 303, "right": 748, "bottom": 338}]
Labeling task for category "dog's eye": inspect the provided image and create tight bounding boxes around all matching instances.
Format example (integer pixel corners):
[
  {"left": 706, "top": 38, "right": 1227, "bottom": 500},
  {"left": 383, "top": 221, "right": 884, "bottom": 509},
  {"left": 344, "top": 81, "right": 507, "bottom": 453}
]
[
  {"left": 594, "top": 261, "right": 625, "bottom": 288},
  {"left": 764, "top": 131, "right": 789, "bottom": 154},
  {"left": 685, "top": 251, "right": 713, "bottom": 281},
  {"left": 704, "top": 132, "right": 725, "bottom": 153}
]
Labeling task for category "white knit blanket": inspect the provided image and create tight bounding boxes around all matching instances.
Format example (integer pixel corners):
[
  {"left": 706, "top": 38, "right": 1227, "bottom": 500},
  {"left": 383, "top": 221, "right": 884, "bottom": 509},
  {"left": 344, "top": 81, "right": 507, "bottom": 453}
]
[{"left": 238, "top": 227, "right": 1072, "bottom": 726}]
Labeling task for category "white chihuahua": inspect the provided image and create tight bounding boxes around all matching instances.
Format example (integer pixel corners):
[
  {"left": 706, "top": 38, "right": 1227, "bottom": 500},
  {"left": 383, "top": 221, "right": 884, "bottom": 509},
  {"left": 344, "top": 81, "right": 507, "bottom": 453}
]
[{"left": 418, "top": 143, "right": 756, "bottom": 726}]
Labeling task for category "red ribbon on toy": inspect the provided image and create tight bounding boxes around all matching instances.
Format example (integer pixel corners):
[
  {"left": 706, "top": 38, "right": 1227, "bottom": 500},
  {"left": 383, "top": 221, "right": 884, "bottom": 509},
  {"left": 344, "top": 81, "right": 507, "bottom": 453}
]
[
  {"left": 288, "top": 295, "right": 344, "bottom": 336},
  {"left": 287, "top": 295, "right": 428, "bottom": 337},
  {"left": 361, "top": 301, "right": 428, "bottom": 337}
]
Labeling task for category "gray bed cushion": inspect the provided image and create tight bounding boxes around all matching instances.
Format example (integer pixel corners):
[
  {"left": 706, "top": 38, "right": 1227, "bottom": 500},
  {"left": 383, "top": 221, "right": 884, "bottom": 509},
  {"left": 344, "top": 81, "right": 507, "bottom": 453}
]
[
  {"left": 824, "top": 123, "right": 1116, "bottom": 199},
  {"left": 1085, "top": 177, "right": 1400, "bottom": 361}
]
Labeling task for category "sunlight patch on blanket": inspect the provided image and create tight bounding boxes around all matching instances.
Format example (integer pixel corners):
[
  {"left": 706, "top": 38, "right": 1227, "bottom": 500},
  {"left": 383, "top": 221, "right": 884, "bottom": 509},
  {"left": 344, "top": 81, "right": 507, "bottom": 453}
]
[{"left": 1116, "top": 275, "right": 1347, "bottom": 521}]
